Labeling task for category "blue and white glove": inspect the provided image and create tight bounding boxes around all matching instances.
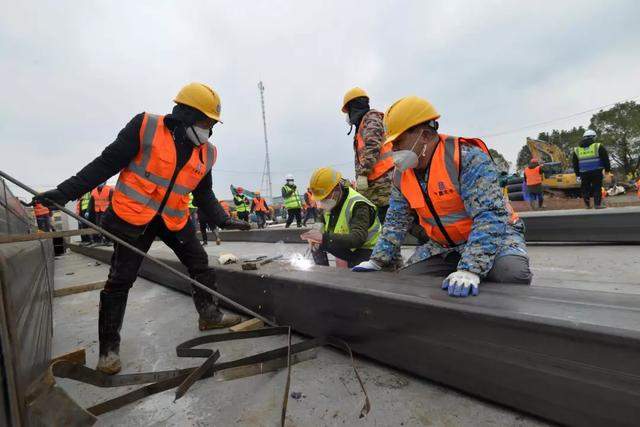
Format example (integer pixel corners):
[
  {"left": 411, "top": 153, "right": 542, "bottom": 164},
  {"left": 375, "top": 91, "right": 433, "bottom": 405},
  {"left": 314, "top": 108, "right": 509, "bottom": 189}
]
[
  {"left": 352, "top": 259, "right": 382, "bottom": 272},
  {"left": 442, "top": 270, "right": 480, "bottom": 297}
]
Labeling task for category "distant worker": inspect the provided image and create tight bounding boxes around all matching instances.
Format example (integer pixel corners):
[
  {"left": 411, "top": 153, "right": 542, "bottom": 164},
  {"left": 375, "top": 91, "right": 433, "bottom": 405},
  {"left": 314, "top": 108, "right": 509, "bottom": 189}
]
[
  {"left": 353, "top": 96, "right": 532, "bottom": 297},
  {"left": 90, "top": 183, "right": 113, "bottom": 244},
  {"left": 251, "top": 191, "right": 269, "bottom": 229},
  {"left": 34, "top": 82, "right": 250, "bottom": 374},
  {"left": 342, "top": 87, "right": 394, "bottom": 223},
  {"left": 302, "top": 187, "right": 318, "bottom": 226},
  {"left": 33, "top": 202, "right": 52, "bottom": 232},
  {"left": 572, "top": 129, "right": 611, "bottom": 209},
  {"left": 301, "top": 167, "right": 380, "bottom": 267},
  {"left": 233, "top": 187, "right": 250, "bottom": 221},
  {"left": 77, "top": 192, "right": 92, "bottom": 244},
  {"left": 636, "top": 178, "right": 640, "bottom": 199},
  {"left": 282, "top": 174, "right": 303, "bottom": 228},
  {"left": 523, "top": 158, "right": 544, "bottom": 210}
]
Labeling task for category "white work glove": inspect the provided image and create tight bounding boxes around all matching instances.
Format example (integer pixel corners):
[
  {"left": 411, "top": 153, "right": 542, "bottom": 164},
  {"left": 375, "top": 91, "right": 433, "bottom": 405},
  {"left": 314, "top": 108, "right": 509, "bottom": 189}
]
[
  {"left": 442, "top": 270, "right": 480, "bottom": 297},
  {"left": 356, "top": 175, "right": 369, "bottom": 191},
  {"left": 352, "top": 259, "right": 382, "bottom": 272}
]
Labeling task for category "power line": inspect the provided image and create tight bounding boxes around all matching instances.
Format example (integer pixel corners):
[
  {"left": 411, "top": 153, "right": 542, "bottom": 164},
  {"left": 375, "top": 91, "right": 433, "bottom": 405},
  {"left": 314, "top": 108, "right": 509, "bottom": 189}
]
[{"left": 480, "top": 95, "right": 640, "bottom": 138}]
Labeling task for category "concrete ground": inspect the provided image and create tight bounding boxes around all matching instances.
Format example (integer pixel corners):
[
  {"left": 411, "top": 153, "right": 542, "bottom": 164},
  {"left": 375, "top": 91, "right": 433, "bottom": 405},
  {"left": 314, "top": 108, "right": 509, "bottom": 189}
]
[{"left": 54, "top": 251, "right": 550, "bottom": 426}]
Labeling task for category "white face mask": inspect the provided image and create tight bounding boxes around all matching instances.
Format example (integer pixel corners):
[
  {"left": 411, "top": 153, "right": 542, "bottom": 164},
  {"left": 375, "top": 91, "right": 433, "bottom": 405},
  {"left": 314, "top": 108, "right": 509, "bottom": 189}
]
[
  {"left": 391, "top": 130, "right": 426, "bottom": 172},
  {"left": 318, "top": 198, "right": 337, "bottom": 211},
  {"left": 186, "top": 126, "right": 210, "bottom": 146}
]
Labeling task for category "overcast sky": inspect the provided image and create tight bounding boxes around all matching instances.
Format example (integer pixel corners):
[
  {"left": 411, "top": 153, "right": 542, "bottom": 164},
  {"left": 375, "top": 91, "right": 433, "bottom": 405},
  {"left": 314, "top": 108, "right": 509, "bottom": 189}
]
[{"left": 1, "top": 0, "right": 639, "bottom": 201}]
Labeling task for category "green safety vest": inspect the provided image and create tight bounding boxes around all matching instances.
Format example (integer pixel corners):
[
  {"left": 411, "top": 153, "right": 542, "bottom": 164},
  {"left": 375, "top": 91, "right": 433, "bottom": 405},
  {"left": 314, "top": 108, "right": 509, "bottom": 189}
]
[
  {"left": 322, "top": 188, "right": 381, "bottom": 250},
  {"left": 234, "top": 195, "right": 249, "bottom": 212},
  {"left": 283, "top": 185, "right": 302, "bottom": 209},
  {"left": 574, "top": 143, "right": 603, "bottom": 172},
  {"left": 188, "top": 193, "right": 195, "bottom": 209},
  {"left": 80, "top": 193, "right": 91, "bottom": 211}
]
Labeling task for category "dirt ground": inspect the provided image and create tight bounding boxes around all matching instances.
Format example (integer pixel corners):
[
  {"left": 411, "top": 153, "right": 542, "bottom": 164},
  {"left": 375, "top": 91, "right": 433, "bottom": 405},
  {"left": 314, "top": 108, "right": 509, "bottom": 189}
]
[{"left": 512, "top": 192, "right": 640, "bottom": 212}]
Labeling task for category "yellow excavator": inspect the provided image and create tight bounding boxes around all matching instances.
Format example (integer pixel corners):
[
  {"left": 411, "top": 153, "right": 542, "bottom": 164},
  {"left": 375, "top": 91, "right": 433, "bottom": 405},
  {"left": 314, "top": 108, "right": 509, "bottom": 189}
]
[{"left": 525, "top": 138, "right": 613, "bottom": 197}]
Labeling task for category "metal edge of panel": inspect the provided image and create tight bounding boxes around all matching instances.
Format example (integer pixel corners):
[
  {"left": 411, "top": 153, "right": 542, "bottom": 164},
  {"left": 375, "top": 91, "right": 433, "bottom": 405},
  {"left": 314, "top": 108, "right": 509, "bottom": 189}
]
[{"left": 68, "top": 243, "right": 640, "bottom": 427}]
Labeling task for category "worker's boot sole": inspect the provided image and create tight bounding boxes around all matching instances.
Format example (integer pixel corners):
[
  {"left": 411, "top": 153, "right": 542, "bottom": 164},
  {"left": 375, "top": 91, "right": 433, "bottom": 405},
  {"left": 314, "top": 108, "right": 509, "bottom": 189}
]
[
  {"left": 96, "top": 351, "right": 121, "bottom": 375},
  {"left": 198, "top": 314, "right": 242, "bottom": 331}
]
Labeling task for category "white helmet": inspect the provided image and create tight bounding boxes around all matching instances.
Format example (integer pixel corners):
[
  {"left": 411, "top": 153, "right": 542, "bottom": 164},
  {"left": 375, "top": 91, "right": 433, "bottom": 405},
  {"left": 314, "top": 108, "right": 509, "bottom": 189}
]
[
  {"left": 285, "top": 174, "right": 294, "bottom": 181},
  {"left": 583, "top": 129, "right": 597, "bottom": 138}
]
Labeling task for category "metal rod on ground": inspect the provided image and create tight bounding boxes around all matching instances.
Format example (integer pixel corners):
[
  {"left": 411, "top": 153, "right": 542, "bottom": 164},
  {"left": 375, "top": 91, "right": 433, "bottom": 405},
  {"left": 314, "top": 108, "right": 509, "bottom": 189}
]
[{"left": 0, "top": 169, "right": 276, "bottom": 327}]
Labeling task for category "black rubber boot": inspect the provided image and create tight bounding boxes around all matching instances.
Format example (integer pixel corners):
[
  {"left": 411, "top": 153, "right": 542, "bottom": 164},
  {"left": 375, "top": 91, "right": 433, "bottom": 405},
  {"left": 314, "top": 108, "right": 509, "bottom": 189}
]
[
  {"left": 97, "top": 289, "right": 128, "bottom": 374},
  {"left": 191, "top": 270, "right": 240, "bottom": 330}
]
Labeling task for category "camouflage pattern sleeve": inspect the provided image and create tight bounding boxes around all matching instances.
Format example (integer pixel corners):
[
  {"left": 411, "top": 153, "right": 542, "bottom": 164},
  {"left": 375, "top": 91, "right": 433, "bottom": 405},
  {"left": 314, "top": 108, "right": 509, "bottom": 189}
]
[
  {"left": 358, "top": 111, "right": 385, "bottom": 175},
  {"left": 456, "top": 146, "right": 511, "bottom": 277},
  {"left": 370, "top": 186, "right": 412, "bottom": 266}
]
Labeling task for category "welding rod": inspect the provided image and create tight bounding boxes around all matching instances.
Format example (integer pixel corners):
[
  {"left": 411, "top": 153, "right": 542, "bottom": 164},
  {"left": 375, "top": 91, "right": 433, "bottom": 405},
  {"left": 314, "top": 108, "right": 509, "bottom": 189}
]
[{"left": 0, "top": 170, "right": 276, "bottom": 327}]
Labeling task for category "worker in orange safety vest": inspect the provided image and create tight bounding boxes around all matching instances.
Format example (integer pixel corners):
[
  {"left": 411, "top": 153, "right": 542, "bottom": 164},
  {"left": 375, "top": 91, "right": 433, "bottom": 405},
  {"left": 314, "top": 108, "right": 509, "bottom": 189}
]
[
  {"left": 90, "top": 183, "right": 113, "bottom": 244},
  {"left": 523, "top": 158, "right": 544, "bottom": 210},
  {"left": 33, "top": 82, "right": 251, "bottom": 375},
  {"left": 251, "top": 191, "right": 270, "bottom": 229}
]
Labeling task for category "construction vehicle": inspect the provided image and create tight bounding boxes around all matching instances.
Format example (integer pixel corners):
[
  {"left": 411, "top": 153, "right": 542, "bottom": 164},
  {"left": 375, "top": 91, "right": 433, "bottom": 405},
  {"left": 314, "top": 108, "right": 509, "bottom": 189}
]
[{"left": 525, "top": 138, "right": 613, "bottom": 197}]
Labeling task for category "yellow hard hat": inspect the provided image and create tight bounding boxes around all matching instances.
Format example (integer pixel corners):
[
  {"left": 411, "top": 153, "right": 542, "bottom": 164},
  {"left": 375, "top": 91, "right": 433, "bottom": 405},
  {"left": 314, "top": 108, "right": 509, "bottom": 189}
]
[
  {"left": 174, "top": 82, "right": 223, "bottom": 122},
  {"left": 341, "top": 87, "right": 368, "bottom": 113},
  {"left": 309, "top": 167, "right": 342, "bottom": 200},
  {"left": 383, "top": 96, "right": 440, "bottom": 145},
  {"left": 254, "top": 191, "right": 261, "bottom": 195}
]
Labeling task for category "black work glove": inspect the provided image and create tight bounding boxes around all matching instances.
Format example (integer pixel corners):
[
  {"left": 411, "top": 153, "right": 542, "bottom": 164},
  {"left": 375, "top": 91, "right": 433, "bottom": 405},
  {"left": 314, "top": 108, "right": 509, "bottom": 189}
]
[
  {"left": 32, "top": 189, "right": 69, "bottom": 209},
  {"left": 223, "top": 217, "right": 251, "bottom": 231}
]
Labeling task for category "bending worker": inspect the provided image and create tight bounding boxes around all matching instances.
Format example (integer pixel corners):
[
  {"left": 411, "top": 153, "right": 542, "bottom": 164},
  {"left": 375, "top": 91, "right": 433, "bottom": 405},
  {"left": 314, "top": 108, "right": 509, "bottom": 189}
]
[
  {"left": 342, "top": 88, "right": 394, "bottom": 223},
  {"left": 571, "top": 129, "right": 611, "bottom": 209},
  {"left": 34, "top": 82, "right": 250, "bottom": 374},
  {"left": 301, "top": 167, "right": 380, "bottom": 267},
  {"left": 353, "top": 96, "right": 532, "bottom": 297},
  {"left": 233, "top": 187, "right": 250, "bottom": 221}
]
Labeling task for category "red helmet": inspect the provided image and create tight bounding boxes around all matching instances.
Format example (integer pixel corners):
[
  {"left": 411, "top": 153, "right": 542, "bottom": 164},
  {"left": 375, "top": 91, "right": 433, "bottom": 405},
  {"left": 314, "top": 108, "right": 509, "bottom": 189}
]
[
  {"left": 237, "top": 187, "right": 244, "bottom": 193},
  {"left": 530, "top": 158, "right": 538, "bottom": 163}
]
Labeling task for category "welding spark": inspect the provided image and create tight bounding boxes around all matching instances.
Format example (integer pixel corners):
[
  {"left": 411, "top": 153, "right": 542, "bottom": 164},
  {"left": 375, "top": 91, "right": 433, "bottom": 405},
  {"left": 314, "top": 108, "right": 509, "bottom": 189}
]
[{"left": 289, "top": 253, "right": 313, "bottom": 270}]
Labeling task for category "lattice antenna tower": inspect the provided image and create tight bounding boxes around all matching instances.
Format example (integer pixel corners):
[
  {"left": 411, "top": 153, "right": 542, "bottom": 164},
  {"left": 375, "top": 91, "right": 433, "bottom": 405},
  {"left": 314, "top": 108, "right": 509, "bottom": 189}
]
[{"left": 258, "top": 81, "right": 273, "bottom": 201}]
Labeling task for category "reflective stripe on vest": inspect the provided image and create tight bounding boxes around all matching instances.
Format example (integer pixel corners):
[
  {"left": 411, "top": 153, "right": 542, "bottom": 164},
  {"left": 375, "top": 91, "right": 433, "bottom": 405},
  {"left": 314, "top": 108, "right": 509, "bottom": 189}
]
[
  {"left": 400, "top": 135, "right": 519, "bottom": 248},
  {"left": 574, "top": 143, "right": 603, "bottom": 172},
  {"left": 355, "top": 110, "right": 394, "bottom": 181},
  {"left": 322, "top": 188, "right": 380, "bottom": 250},
  {"left": 524, "top": 165, "right": 543, "bottom": 186},
  {"left": 111, "top": 113, "right": 216, "bottom": 230},
  {"left": 34, "top": 203, "right": 50, "bottom": 217},
  {"left": 234, "top": 195, "right": 249, "bottom": 212},
  {"left": 283, "top": 185, "right": 302, "bottom": 209},
  {"left": 80, "top": 193, "right": 91, "bottom": 210},
  {"left": 253, "top": 197, "right": 268, "bottom": 212},
  {"left": 91, "top": 186, "right": 111, "bottom": 212}
]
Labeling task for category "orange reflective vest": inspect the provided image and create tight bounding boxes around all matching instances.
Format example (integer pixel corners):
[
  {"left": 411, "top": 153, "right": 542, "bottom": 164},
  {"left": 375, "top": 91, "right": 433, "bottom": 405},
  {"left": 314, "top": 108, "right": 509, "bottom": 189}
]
[
  {"left": 355, "top": 110, "right": 394, "bottom": 181},
  {"left": 111, "top": 113, "right": 217, "bottom": 231},
  {"left": 220, "top": 200, "right": 230, "bottom": 215},
  {"left": 253, "top": 197, "right": 268, "bottom": 213},
  {"left": 34, "top": 203, "right": 50, "bottom": 217},
  {"left": 524, "top": 165, "right": 543, "bottom": 186},
  {"left": 91, "top": 186, "right": 112, "bottom": 213},
  {"left": 399, "top": 135, "right": 519, "bottom": 248}
]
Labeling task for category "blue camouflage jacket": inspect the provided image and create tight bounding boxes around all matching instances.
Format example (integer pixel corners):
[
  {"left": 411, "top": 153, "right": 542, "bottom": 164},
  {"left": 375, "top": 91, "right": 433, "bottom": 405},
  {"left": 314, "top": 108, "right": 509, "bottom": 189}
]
[{"left": 370, "top": 144, "right": 527, "bottom": 277}]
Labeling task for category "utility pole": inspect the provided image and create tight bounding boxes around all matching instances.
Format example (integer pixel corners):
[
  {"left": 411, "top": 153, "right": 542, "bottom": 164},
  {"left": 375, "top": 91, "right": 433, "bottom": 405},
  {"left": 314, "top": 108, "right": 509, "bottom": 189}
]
[{"left": 258, "top": 81, "right": 273, "bottom": 202}]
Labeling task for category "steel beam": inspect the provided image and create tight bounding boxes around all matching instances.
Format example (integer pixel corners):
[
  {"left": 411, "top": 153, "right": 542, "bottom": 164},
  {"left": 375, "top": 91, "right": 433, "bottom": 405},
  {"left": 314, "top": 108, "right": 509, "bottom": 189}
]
[{"left": 70, "top": 243, "right": 640, "bottom": 427}]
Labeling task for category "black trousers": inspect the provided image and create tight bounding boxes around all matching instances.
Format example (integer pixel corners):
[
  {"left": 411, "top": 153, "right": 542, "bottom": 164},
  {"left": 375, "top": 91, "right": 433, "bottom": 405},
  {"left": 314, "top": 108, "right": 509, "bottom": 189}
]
[
  {"left": 237, "top": 211, "right": 249, "bottom": 222},
  {"left": 302, "top": 207, "right": 317, "bottom": 225},
  {"left": 198, "top": 217, "right": 209, "bottom": 243},
  {"left": 104, "top": 216, "right": 213, "bottom": 293},
  {"left": 286, "top": 208, "right": 302, "bottom": 228},
  {"left": 580, "top": 170, "right": 604, "bottom": 206},
  {"left": 36, "top": 216, "right": 51, "bottom": 232},
  {"left": 93, "top": 212, "right": 105, "bottom": 242},
  {"left": 312, "top": 247, "right": 373, "bottom": 268},
  {"left": 255, "top": 212, "right": 267, "bottom": 228}
]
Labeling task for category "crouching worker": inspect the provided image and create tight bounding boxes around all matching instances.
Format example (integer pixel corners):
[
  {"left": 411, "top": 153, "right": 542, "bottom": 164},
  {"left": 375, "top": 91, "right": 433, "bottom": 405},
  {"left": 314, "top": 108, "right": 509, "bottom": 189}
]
[
  {"left": 34, "top": 82, "right": 251, "bottom": 374},
  {"left": 300, "top": 167, "right": 381, "bottom": 268},
  {"left": 353, "top": 96, "right": 532, "bottom": 297}
]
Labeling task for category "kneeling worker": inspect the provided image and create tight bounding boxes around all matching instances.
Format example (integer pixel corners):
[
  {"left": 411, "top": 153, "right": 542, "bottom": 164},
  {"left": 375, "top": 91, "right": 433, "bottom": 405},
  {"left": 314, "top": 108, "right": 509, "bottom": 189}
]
[
  {"left": 34, "top": 82, "right": 250, "bottom": 374},
  {"left": 353, "top": 96, "right": 532, "bottom": 297},
  {"left": 301, "top": 167, "right": 380, "bottom": 267}
]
